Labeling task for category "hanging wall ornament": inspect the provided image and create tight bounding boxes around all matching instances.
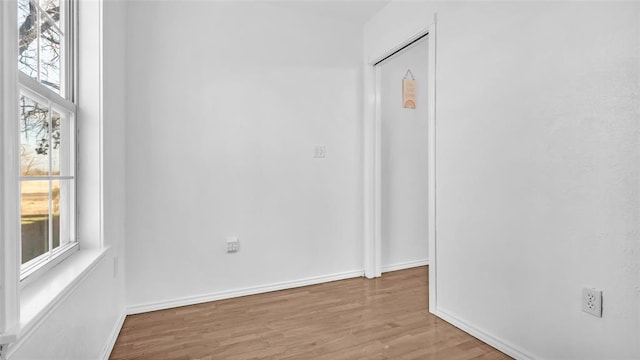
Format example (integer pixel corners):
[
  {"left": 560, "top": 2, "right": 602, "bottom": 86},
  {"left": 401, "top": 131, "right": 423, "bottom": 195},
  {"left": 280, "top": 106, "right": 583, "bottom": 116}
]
[{"left": 402, "top": 69, "right": 417, "bottom": 109}]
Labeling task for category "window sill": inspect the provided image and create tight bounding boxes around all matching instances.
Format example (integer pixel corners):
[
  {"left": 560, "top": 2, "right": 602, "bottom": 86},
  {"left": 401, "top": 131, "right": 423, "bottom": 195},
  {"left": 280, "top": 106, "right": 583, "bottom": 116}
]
[
  {"left": 20, "top": 242, "right": 80, "bottom": 287},
  {"left": 10, "top": 247, "right": 109, "bottom": 352}
]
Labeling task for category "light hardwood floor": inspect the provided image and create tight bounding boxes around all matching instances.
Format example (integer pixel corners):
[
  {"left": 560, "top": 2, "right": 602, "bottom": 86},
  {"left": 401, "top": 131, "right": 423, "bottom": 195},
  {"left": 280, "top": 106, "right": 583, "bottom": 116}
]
[{"left": 110, "top": 267, "right": 512, "bottom": 360}]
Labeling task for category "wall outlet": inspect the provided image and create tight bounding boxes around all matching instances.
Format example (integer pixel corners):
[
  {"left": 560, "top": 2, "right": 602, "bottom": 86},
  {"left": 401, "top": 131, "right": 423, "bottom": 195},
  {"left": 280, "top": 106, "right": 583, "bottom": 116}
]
[
  {"left": 227, "top": 237, "right": 239, "bottom": 253},
  {"left": 582, "top": 288, "right": 602, "bottom": 317}
]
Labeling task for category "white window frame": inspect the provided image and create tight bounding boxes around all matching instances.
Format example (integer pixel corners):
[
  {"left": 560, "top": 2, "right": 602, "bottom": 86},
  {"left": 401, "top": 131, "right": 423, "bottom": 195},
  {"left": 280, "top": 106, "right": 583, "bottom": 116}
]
[
  {"left": 2, "top": 1, "right": 107, "bottom": 355},
  {"left": 17, "top": 0, "right": 78, "bottom": 285}
]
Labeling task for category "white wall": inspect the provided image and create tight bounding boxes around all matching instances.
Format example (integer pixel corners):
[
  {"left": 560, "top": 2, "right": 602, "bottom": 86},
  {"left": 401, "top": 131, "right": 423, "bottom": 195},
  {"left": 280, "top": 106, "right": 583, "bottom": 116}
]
[
  {"left": 367, "top": 2, "right": 640, "bottom": 359},
  {"left": 9, "top": 257, "right": 123, "bottom": 360},
  {"left": 9, "top": 0, "right": 127, "bottom": 358},
  {"left": 101, "top": 0, "right": 127, "bottom": 282},
  {"left": 379, "top": 38, "right": 429, "bottom": 270},
  {"left": 125, "top": 2, "right": 364, "bottom": 310}
]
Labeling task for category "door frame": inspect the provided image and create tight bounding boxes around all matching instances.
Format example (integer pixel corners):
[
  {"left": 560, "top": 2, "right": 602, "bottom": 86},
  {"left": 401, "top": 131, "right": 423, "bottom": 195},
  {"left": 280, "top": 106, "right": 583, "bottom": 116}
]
[{"left": 363, "top": 23, "right": 437, "bottom": 313}]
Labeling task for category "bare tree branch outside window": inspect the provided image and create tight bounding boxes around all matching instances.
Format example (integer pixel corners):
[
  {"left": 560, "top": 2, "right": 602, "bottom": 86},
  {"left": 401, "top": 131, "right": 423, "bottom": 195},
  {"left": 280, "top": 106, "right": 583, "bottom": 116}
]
[
  {"left": 18, "top": 0, "right": 61, "bottom": 92},
  {"left": 18, "top": 0, "right": 62, "bottom": 162}
]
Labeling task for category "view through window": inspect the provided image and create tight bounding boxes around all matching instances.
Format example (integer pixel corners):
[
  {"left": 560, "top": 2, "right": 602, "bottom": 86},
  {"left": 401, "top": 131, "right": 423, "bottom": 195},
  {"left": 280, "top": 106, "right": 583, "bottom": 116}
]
[{"left": 18, "top": 0, "right": 76, "bottom": 275}]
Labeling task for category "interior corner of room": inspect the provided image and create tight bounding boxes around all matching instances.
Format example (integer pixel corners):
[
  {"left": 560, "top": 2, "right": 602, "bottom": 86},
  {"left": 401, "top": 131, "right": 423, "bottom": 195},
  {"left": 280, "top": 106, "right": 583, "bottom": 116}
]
[{"left": 1, "top": 1, "right": 640, "bottom": 360}]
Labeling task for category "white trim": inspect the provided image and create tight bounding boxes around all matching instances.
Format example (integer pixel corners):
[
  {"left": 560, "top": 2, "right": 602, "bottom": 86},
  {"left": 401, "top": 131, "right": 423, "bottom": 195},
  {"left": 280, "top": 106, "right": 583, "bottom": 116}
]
[
  {"left": 100, "top": 311, "right": 126, "bottom": 360},
  {"left": 127, "top": 270, "right": 365, "bottom": 315},
  {"left": 7, "top": 248, "right": 108, "bottom": 358},
  {"left": 426, "top": 20, "right": 438, "bottom": 314},
  {"left": 381, "top": 259, "right": 428, "bottom": 273},
  {"left": 436, "top": 308, "right": 541, "bottom": 360},
  {"left": 363, "top": 63, "right": 375, "bottom": 279},
  {"left": 0, "top": 0, "right": 5, "bottom": 336},
  {"left": 1, "top": 0, "right": 21, "bottom": 338},
  {"left": 20, "top": 176, "right": 75, "bottom": 181},
  {"left": 76, "top": 0, "right": 104, "bottom": 250},
  {"left": 97, "top": 0, "right": 105, "bottom": 250},
  {"left": 18, "top": 73, "right": 76, "bottom": 113},
  {"left": 20, "top": 242, "right": 79, "bottom": 285},
  {"left": 364, "top": 21, "right": 438, "bottom": 313},
  {"left": 374, "top": 64, "right": 382, "bottom": 278}
]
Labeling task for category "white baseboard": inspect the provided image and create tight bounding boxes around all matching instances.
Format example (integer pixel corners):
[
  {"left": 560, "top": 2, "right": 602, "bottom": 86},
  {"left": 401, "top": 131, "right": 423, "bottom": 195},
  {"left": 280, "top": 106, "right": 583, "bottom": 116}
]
[
  {"left": 127, "top": 270, "right": 365, "bottom": 315},
  {"left": 100, "top": 311, "right": 126, "bottom": 360},
  {"left": 435, "top": 308, "right": 540, "bottom": 360},
  {"left": 381, "top": 259, "right": 428, "bottom": 273}
]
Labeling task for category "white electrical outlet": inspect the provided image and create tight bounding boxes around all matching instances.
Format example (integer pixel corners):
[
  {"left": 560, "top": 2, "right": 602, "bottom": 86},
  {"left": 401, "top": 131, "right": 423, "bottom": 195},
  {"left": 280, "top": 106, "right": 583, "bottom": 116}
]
[
  {"left": 582, "top": 288, "right": 602, "bottom": 317},
  {"left": 227, "top": 237, "right": 239, "bottom": 253}
]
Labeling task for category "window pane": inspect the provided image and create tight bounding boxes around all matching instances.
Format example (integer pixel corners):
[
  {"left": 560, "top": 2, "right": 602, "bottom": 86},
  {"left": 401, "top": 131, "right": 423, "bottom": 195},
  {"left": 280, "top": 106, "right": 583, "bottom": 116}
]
[
  {"left": 21, "top": 180, "right": 50, "bottom": 264},
  {"left": 17, "top": 0, "right": 31, "bottom": 27},
  {"left": 20, "top": 95, "right": 50, "bottom": 176},
  {"left": 50, "top": 109, "right": 73, "bottom": 176},
  {"left": 40, "top": 22, "right": 61, "bottom": 93},
  {"left": 18, "top": 0, "right": 38, "bottom": 79},
  {"left": 40, "top": 0, "right": 60, "bottom": 28},
  {"left": 51, "top": 110, "right": 60, "bottom": 175},
  {"left": 51, "top": 180, "right": 60, "bottom": 248},
  {"left": 52, "top": 179, "right": 73, "bottom": 250}
]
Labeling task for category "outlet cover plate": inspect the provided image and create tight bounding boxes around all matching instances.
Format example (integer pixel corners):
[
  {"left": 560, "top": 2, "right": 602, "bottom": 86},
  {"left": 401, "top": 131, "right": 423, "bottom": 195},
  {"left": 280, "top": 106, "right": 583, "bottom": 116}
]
[
  {"left": 227, "top": 237, "right": 239, "bottom": 253},
  {"left": 582, "top": 288, "right": 602, "bottom": 318}
]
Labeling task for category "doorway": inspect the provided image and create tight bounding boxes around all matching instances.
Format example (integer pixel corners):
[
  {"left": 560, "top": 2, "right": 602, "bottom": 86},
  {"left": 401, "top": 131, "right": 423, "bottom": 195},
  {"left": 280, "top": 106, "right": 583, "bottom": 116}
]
[
  {"left": 377, "top": 36, "right": 429, "bottom": 274},
  {"left": 363, "top": 25, "right": 436, "bottom": 312}
]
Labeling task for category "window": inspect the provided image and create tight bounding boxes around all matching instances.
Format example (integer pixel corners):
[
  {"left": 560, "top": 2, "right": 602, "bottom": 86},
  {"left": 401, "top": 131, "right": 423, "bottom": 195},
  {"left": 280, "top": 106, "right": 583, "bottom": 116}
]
[{"left": 18, "top": 0, "right": 76, "bottom": 279}]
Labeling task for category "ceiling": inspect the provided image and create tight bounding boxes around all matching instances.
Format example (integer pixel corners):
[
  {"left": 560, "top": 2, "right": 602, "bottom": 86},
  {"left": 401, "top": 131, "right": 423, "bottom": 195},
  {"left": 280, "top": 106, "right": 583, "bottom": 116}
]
[{"left": 268, "top": 0, "right": 391, "bottom": 25}]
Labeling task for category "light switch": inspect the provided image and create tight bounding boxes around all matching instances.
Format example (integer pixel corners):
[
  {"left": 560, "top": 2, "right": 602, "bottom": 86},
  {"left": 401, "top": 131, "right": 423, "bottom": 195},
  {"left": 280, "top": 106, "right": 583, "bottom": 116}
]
[{"left": 313, "top": 145, "right": 326, "bottom": 158}]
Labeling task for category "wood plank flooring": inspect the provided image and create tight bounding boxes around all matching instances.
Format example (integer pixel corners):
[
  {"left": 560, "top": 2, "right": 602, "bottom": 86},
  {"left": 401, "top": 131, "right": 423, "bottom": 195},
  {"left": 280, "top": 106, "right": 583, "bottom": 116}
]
[{"left": 110, "top": 267, "right": 512, "bottom": 360}]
